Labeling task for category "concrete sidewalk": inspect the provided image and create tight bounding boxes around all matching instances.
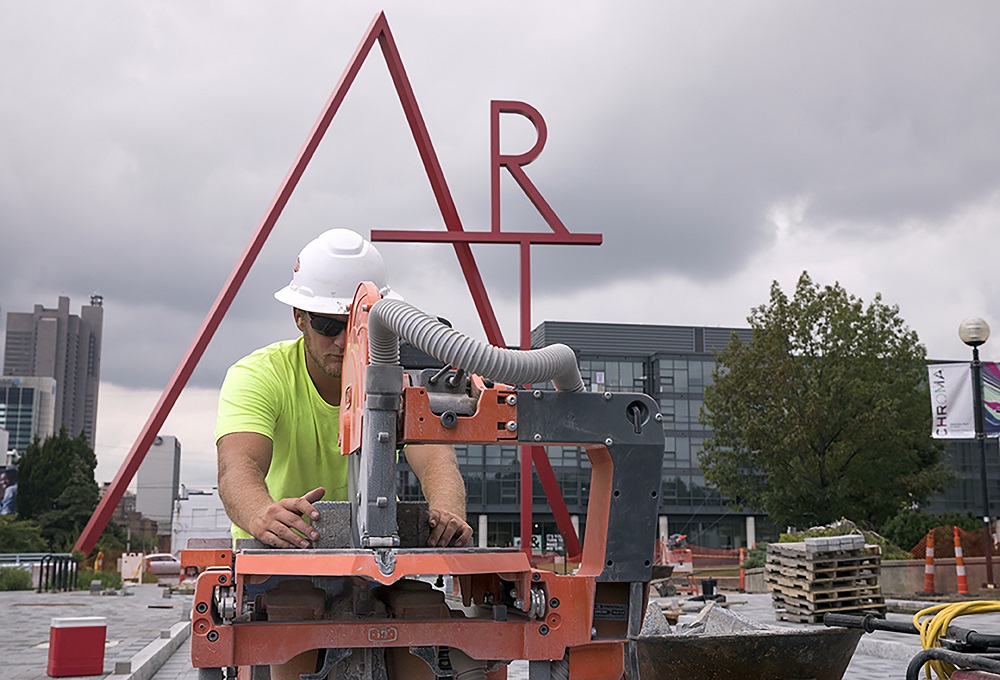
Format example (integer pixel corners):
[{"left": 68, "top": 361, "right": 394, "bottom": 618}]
[
  {"left": 1, "top": 583, "right": 192, "bottom": 680},
  {"left": 8, "top": 582, "right": 1000, "bottom": 680},
  {"left": 674, "top": 593, "right": 1000, "bottom": 679},
  {"left": 151, "top": 592, "right": 1000, "bottom": 680}
]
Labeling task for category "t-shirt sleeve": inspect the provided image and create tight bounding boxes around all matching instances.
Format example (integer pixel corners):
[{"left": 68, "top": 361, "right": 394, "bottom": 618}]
[{"left": 215, "top": 358, "right": 281, "bottom": 444}]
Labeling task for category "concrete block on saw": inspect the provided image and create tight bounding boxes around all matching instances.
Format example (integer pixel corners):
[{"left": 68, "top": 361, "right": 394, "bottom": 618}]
[
  {"left": 235, "top": 500, "right": 431, "bottom": 549},
  {"left": 312, "top": 500, "right": 430, "bottom": 548},
  {"left": 397, "top": 501, "right": 431, "bottom": 548},
  {"left": 313, "top": 501, "right": 353, "bottom": 548}
]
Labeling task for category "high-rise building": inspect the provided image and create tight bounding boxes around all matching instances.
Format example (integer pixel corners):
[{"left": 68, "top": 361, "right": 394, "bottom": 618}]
[
  {"left": 3, "top": 295, "right": 103, "bottom": 447},
  {"left": 136, "top": 435, "right": 182, "bottom": 550},
  {"left": 0, "top": 376, "right": 57, "bottom": 452}
]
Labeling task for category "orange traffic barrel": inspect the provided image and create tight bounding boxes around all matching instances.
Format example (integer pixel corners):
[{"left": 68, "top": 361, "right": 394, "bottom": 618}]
[
  {"left": 922, "top": 528, "right": 935, "bottom": 594},
  {"left": 954, "top": 526, "right": 969, "bottom": 596}
]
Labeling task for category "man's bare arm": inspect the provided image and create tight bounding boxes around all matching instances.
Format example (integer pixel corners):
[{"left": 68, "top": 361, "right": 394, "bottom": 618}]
[
  {"left": 404, "top": 443, "right": 473, "bottom": 547},
  {"left": 217, "top": 432, "right": 323, "bottom": 548}
]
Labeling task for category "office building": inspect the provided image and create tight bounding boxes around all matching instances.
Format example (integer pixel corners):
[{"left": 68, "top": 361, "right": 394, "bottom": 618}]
[
  {"left": 136, "top": 435, "right": 182, "bottom": 550},
  {"left": 392, "top": 319, "right": 997, "bottom": 551},
  {"left": 103, "top": 485, "right": 159, "bottom": 548},
  {"left": 3, "top": 295, "right": 103, "bottom": 447},
  {"left": 398, "top": 321, "right": 775, "bottom": 551},
  {"left": 171, "top": 487, "right": 233, "bottom": 552},
  {"left": 0, "top": 376, "right": 57, "bottom": 453},
  {"left": 925, "top": 439, "right": 1000, "bottom": 518}
]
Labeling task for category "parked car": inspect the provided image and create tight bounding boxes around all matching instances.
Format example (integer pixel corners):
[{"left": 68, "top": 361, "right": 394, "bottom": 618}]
[{"left": 144, "top": 553, "right": 182, "bottom": 576}]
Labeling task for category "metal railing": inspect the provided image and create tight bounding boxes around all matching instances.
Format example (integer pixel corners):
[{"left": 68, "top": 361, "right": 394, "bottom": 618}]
[
  {"left": 0, "top": 552, "right": 51, "bottom": 566},
  {"left": 37, "top": 554, "right": 78, "bottom": 592},
  {"left": 0, "top": 552, "right": 79, "bottom": 592}
]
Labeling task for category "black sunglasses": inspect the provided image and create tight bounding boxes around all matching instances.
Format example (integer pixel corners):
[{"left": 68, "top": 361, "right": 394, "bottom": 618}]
[{"left": 306, "top": 312, "right": 348, "bottom": 338}]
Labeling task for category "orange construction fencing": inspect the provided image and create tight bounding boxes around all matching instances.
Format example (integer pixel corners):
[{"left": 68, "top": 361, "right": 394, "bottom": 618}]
[
  {"left": 688, "top": 545, "right": 742, "bottom": 570},
  {"left": 910, "top": 525, "right": 987, "bottom": 559}
]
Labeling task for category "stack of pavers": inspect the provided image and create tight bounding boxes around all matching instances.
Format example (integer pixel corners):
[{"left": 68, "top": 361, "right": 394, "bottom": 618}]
[{"left": 765, "top": 535, "right": 886, "bottom": 623}]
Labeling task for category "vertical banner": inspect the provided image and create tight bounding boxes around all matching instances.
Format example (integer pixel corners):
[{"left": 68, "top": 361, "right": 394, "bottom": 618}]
[
  {"left": 982, "top": 362, "right": 1000, "bottom": 437},
  {"left": 928, "top": 363, "right": 975, "bottom": 439}
]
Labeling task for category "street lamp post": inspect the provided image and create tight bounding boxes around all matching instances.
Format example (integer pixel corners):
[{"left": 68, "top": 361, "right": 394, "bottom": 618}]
[{"left": 959, "top": 317, "right": 995, "bottom": 589}]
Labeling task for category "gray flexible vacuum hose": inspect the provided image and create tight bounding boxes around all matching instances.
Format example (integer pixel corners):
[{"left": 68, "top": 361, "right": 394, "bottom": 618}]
[{"left": 367, "top": 298, "right": 584, "bottom": 393}]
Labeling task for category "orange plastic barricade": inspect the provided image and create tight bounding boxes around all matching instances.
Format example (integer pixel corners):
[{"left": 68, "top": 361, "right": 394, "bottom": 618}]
[
  {"left": 922, "top": 528, "right": 936, "bottom": 594},
  {"left": 954, "top": 525, "right": 970, "bottom": 596}
]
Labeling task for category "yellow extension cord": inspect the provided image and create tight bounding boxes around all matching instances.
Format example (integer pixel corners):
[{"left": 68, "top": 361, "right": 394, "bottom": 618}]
[{"left": 912, "top": 600, "right": 1000, "bottom": 680}]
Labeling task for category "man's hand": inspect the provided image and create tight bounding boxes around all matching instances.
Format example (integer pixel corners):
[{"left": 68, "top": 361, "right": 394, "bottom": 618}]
[
  {"left": 427, "top": 508, "right": 473, "bottom": 547},
  {"left": 249, "top": 487, "right": 326, "bottom": 549},
  {"left": 404, "top": 444, "right": 471, "bottom": 547}
]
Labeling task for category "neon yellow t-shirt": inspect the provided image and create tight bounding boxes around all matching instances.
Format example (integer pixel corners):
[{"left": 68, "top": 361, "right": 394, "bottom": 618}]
[{"left": 215, "top": 337, "right": 349, "bottom": 539}]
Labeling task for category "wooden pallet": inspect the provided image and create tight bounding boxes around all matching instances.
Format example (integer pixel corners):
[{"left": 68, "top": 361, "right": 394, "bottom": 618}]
[
  {"left": 767, "top": 545, "right": 881, "bottom": 569},
  {"left": 765, "top": 542, "right": 885, "bottom": 621},
  {"left": 773, "top": 601, "right": 886, "bottom": 622},
  {"left": 765, "top": 571, "right": 880, "bottom": 592},
  {"left": 767, "top": 581, "right": 882, "bottom": 604},
  {"left": 765, "top": 561, "right": 879, "bottom": 582},
  {"left": 772, "top": 589, "right": 884, "bottom": 611},
  {"left": 773, "top": 589, "right": 885, "bottom": 609}
]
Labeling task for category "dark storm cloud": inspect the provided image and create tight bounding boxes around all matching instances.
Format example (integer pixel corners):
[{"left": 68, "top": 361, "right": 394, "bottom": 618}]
[
  {"left": 3, "top": 2, "right": 1000, "bottom": 390},
  {"left": 513, "top": 2, "right": 1000, "bottom": 292}
]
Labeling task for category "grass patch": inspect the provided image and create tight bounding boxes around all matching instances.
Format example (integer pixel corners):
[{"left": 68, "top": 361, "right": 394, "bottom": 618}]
[
  {"left": 0, "top": 566, "right": 34, "bottom": 591},
  {"left": 77, "top": 569, "right": 122, "bottom": 591}
]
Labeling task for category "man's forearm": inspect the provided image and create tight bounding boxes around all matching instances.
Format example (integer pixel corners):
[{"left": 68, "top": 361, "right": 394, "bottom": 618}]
[
  {"left": 218, "top": 453, "right": 274, "bottom": 535},
  {"left": 406, "top": 444, "right": 466, "bottom": 518}
]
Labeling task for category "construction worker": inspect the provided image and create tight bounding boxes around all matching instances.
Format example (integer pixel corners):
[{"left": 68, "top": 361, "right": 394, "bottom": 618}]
[
  {"left": 217, "top": 229, "right": 473, "bottom": 679},
  {"left": 216, "top": 228, "right": 473, "bottom": 550}
]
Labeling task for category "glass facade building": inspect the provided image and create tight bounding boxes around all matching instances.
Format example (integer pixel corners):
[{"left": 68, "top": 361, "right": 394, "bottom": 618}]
[
  {"left": 3, "top": 295, "right": 103, "bottom": 447},
  {"left": 0, "top": 376, "right": 56, "bottom": 452},
  {"left": 925, "top": 439, "right": 1000, "bottom": 517},
  {"left": 398, "top": 321, "right": 780, "bottom": 551},
  {"left": 394, "top": 321, "right": 1000, "bottom": 551}
]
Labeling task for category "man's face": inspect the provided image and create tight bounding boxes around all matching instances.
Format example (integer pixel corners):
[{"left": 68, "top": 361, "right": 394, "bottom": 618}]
[{"left": 296, "top": 310, "right": 349, "bottom": 380}]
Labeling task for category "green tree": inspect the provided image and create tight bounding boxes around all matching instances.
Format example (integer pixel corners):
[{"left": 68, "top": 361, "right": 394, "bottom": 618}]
[
  {"left": 0, "top": 516, "right": 49, "bottom": 552},
  {"left": 700, "top": 272, "right": 952, "bottom": 528},
  {"left": 37, "top": 465, "right": 100, "bottom": 552},
  {"left": 17, "top": 429, "right": 100, "bottom": 552},
  {"left": 17, "top": 428, "right": 97, "bottom": 520}
]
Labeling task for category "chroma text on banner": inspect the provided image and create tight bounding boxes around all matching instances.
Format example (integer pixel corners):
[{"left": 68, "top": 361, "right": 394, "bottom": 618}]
[
  {"left": 928, "top": 362, "right": 1000, "bottom": 439},
  {"left": 928, "top": 363, "right": 974, "bottom": 439}
]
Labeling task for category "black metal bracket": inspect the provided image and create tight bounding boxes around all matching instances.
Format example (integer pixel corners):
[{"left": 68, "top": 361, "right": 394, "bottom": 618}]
[{"left": 515, "top": 390, "right": 665, "bottom": 583}]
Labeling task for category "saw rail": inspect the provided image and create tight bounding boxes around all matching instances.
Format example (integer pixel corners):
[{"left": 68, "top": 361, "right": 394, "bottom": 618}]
[{"left": 187, "top": 283, "right": 665, "bottom": 679}]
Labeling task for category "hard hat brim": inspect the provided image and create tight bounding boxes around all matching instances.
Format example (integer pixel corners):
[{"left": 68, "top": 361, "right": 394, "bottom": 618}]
[{"left": 274, "top": 284, "right": 402, "bottom": 314}]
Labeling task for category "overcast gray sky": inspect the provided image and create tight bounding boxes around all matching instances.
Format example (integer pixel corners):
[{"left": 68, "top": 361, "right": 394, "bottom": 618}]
[{"left": 4, "top": 2, "right": 1000, "bottom": 487}]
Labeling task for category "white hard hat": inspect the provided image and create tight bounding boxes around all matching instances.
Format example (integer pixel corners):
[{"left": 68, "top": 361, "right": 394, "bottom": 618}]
[{"left": 273, "top": 229, "right": 399, "bottom": 314}]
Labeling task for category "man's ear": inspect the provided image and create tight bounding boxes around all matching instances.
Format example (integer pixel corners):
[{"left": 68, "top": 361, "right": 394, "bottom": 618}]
[{"left": 293, "top": 308, "right": 307, "bottom": 333}]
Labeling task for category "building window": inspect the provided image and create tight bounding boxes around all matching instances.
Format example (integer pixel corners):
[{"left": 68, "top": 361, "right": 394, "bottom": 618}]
[
  {"left": 397, "top": 470, "right": 422, "bottom": 501},
  {"left": 466, "top": 471, "right": 483, "bottom": 505},
  {"left": 580, "top": 359, "right": 648, "bottom": 393}
]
